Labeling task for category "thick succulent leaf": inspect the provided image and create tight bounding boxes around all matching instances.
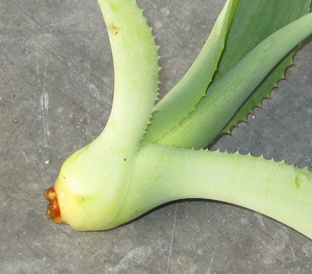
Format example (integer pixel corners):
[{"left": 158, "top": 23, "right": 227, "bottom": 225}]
[
  {"left": 217, "top": 0, "right": 311, "bottom": 133},
  {"left": 112, "top": 142, "right": 312, "bottom": 239},
  {"left": 146, "top": 0, "right": 311, "bottom": 149},
  {"left": 97, "top": 0, "right": 160, "bottom": 143},
  {"left": 144, "top": 0, "right": 240, "bottom": 144},
  {"left": 47, "top": 0, "right": 160, "bottom": 231},
  {"left": 154, "top": 12, "right": 312, "bottom": 149}
]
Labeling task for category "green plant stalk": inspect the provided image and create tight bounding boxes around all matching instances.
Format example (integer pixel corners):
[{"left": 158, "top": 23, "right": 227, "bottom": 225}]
[
  {"left": 111, "top": 142, "right": 312, "bottom": 239},
  {"left": 153, "top": 11, "right": 312, "bottom": 149}
]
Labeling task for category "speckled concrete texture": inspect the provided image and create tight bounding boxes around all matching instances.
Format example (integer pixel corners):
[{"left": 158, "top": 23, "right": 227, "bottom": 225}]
[{"left": 1, "top": 0, "right": 312, "bottom": 273}]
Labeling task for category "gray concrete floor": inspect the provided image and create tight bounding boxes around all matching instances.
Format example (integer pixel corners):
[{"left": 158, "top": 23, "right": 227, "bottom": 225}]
[{"left": 1, "top": 0, "right": 312, "bottom": 273}]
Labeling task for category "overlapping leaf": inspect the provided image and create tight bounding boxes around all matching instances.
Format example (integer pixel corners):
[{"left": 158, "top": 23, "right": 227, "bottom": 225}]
[
  {"left": 146, "top": 0, "right": 312, "bottom": 148},
  {"left": 217, "top": 0, "right": 311, "bottom": 133}
]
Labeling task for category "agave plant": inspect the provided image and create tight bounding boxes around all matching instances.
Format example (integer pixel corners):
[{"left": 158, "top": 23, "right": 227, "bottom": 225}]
[{"left": 44, "top": 0, "right": 312, "bottom": 239}]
